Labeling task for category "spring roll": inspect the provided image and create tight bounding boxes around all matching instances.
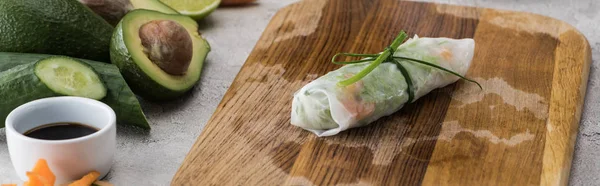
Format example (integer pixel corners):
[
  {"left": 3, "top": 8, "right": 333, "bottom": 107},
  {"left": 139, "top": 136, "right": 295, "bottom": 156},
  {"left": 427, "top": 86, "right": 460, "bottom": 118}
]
[{"left": 291, "top": 36, "right": 475, "bottom": 136}]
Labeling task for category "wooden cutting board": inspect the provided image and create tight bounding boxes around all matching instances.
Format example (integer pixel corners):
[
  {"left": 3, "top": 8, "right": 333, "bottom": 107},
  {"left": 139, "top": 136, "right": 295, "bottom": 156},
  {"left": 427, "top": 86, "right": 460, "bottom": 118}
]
[{"left": 172, "top": 0, "right": 591, "bottom": 185}]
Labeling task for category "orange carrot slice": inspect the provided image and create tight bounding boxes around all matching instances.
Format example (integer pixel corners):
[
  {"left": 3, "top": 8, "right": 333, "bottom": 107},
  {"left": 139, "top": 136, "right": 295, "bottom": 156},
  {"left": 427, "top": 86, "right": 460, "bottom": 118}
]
[
  {"left": 68, "top": 171, "right": 100, "bottom": 186},
  {"left": 2, "top": 184, "right": 18, "bottom": 186},
  {"left": 24, "top": 172, "right": 44, "bottom": 186},
  {"left": 31, "top": 159, "right": 55, "bottom": 186}
]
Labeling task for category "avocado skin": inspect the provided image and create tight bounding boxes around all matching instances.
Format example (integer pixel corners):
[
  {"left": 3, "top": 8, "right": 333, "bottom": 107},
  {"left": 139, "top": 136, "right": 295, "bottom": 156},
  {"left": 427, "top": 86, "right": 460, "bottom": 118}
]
[{"left": 0, "top": 0, "right": 113, "bottom": 62}]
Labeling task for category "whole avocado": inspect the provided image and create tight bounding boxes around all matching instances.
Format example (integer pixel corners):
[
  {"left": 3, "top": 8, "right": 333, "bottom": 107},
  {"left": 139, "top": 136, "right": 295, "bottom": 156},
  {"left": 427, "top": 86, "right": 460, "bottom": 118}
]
[{"left": 0, "top": 0, "right": 113, "bottom": 62}]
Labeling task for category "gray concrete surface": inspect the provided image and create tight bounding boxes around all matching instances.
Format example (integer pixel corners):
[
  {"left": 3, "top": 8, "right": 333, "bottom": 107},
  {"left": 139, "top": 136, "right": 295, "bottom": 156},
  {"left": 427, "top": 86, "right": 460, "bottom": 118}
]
[{"left": 0, "top": 0, "right": 598, "bottom": 185}]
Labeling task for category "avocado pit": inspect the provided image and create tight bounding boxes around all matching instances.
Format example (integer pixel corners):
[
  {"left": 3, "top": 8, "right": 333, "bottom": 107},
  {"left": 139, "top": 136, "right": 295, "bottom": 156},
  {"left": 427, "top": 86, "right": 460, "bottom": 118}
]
[{"left": 139, "top": 20, "right": 193, "bottom": 75}]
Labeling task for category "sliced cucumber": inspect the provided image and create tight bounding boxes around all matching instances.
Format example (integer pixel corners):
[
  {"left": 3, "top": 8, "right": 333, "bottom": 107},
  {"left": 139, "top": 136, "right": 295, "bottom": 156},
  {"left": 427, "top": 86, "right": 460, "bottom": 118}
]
[
  {"left": 0, "top": 52, "right": 150, "bottom": 129},
  {"left": 0, "top": 57, "right": 107, "bottom": 128},
  {"left": 35, "top": 57, "right": 107, "bottom": 100}
]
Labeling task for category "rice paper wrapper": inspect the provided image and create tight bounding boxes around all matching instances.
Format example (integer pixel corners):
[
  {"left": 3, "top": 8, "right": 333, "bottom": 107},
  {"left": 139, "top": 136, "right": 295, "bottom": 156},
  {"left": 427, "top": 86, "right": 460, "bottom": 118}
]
[{"left": 291, "top": 36, "right": 475, "bottom": 137}]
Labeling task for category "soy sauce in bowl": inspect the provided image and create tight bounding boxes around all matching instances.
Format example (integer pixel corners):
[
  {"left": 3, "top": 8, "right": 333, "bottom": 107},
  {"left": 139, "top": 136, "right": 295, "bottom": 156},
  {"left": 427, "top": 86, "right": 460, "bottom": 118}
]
[{"left": 24, "top": 122, "right": 98, "bottom": 140}]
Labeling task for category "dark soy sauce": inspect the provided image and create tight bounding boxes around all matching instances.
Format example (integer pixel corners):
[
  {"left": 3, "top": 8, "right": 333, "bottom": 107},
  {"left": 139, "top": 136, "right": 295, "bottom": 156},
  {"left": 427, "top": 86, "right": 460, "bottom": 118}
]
[{"left": 24, "top": 122, "right": 98, "bottom": 140}]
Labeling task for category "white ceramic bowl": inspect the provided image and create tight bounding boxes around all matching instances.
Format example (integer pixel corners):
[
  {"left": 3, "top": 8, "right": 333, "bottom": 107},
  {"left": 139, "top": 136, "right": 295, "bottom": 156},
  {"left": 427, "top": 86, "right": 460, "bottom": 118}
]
[{"left": 5, "top": 96, "right": 116, "bottom": 184}]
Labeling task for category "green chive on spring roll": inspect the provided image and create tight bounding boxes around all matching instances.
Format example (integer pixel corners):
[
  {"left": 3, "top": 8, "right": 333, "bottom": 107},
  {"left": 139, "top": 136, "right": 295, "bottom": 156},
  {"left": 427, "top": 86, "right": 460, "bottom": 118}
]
[{"left": 291, "top": 34, "right": 475, "bottom": 136}]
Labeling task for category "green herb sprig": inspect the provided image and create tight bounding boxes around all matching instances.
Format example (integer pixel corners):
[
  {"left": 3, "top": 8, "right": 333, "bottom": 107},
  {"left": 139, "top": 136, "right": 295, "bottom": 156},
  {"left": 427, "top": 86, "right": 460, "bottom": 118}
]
[{"left": 331, "top": 30, "right": 481, "bottom": 103}]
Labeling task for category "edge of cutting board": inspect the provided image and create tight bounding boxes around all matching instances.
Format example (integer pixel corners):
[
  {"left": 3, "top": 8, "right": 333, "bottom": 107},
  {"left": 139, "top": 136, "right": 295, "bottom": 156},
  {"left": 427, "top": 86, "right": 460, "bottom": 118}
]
[{"left": 172, "top": 1, "right": 592, "bottom": 185}]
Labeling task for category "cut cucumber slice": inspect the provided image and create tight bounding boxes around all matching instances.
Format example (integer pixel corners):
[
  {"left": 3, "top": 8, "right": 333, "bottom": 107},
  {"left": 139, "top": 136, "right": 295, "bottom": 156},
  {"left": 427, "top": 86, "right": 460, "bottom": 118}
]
[
  {"left": 0, "top": 57, "right": 107, "bottom": 128},
  {"left": 34, "top": 57, "right": 107, "bottom": 100},
  {"left": 0, "top": 53, "right": 150, "bottom": 129}
]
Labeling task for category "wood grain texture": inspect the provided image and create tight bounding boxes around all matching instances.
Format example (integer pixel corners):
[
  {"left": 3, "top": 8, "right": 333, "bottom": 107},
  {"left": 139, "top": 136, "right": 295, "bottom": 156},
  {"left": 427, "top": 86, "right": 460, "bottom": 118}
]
[{"left": 172, "top": 0, "right": 591, "bottom": 185}]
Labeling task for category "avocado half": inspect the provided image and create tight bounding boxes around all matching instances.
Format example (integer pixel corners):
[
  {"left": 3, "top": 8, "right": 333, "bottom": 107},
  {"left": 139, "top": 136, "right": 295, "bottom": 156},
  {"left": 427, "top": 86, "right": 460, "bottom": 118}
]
[
  {"left": 79, "top": 0, "right": 179, "bottom": 26},
  {"left": 110, "top": 9, "right": 210, "bottom": 100}
]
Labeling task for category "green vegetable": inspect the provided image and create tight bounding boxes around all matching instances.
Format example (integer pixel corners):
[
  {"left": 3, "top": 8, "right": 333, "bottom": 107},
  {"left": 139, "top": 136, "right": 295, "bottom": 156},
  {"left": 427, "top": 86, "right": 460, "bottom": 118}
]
[
  {"left": 79, "top": 0, "right": 179, "bottom": 26},
  {"left": 335, "top": 31, "right": 408, "bottom": 87},
  {"left": 0, "top": 56, "right": 107, "bottom": 128},
  {"left": 392, "top": 60, "right": 415, "bottom": 103},
  {"left": 392, "top": 56, "right": 482, "bottom": 89},
  {"left": 35, "top": 57, "right": 107, "bottom": 100},
  {"left": 159, "top": 0, "right": 221, "bottom": 20},
  {"left": 0, "top": 53, "right": 150, "bottom": 129},
  {"left": 111, "top": 9, "right": 210, "bottom": 100},
  {"left": 0, "top": 0, "right": 113, "bottom": 62},
  {"left": 331, "top": 30, "right": 482, "bottom": 103}
]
